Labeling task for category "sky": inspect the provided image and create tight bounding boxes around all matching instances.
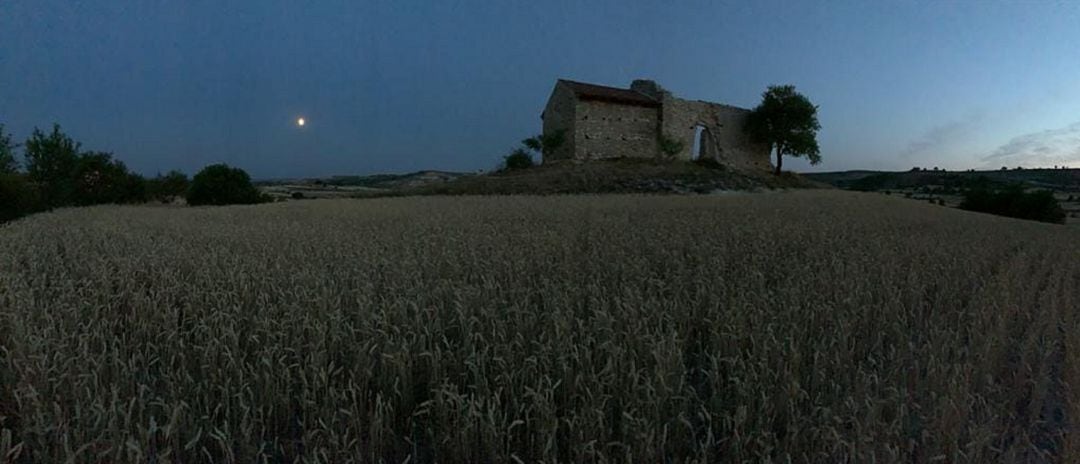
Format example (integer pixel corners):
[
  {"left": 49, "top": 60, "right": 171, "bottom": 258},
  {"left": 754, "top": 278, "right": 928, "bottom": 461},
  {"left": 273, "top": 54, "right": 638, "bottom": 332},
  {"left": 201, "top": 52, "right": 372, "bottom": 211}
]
[{"left": 3, "top": 0, "right": 1080, "bottom": 178}]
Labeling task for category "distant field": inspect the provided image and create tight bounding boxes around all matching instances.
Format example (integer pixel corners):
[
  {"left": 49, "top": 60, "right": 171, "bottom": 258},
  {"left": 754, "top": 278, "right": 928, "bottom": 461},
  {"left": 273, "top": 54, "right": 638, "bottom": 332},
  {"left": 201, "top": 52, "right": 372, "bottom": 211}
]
[{"left": 2, "top": 191, "right": 1079, "bottom": 462}]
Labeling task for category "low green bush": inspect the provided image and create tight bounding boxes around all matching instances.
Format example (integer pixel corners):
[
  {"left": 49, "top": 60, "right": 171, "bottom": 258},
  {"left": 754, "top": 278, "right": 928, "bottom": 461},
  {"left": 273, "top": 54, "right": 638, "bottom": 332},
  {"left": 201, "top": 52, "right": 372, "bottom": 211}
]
[
  {"left": 960, "top": 186, "right": 1065, "bottom": 224},
  {"left": 0, "top": 173, "right": 45, "bottom": 223},
  {"left": 146, "top": 170, "right": 190, "bottom": 203},
  {"left": 502, "top": 148, "right": 534, "bottom": 171},
  {"left": 187, "top": 164, "right": 266, "bottom": 206}
]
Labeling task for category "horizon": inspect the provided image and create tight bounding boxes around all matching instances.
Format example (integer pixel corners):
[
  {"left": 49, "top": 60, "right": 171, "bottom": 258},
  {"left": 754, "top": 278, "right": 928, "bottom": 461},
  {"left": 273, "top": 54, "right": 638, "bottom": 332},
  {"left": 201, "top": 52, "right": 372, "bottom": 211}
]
[
  {"left": 253, "top": 165, "right": 1080, "bottom": 184},
  {"left": 3, "top": 1, "right": 1080, "bottom": 178}
]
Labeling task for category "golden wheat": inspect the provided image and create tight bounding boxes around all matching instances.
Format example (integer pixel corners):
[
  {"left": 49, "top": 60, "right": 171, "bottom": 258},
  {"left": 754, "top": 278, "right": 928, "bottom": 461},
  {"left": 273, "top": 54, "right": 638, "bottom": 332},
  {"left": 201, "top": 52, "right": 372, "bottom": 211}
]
[{"left": 1, "top": 190, "right": 1078, "bottom": 463}]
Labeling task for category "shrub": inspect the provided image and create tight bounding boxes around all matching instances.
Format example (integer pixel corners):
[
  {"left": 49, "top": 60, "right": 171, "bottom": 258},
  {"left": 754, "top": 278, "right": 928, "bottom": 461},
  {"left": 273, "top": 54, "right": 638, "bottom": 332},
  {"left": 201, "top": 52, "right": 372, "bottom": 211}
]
[
  {"left": 658, "top": 133, "right": 684, "bottom": 157},
  {"left": 960, "top": 186, "right": 1066, "bottom": 224},
  {"left": 0, "top": 124, "right": 17, "bottom": 174},
  {"left": 186, "top": 164, "right": 265, "bottom": 206},
  {"left": 0, "top": 173, "right": 45, "bottom": 223},
  {"left": 21, "top": 124, "right": 145, "bottom": 207},
  {"left": 146, "top": 170, "right": 190, "bottom": 203},
  {"left": 502, "top": 148, "right": 534, "bottom": 171},
  {"left": 291, "top": 191, "right": 305, "bottom": 200},
  {"left": 70, "top": 151, "right": 146, "bottom": 205},
  {"left": 522, "top": 130, "right": 566, "bottom": 160},
  {"left": 23, "top": 124, "right": 81, "bottom": 207}
]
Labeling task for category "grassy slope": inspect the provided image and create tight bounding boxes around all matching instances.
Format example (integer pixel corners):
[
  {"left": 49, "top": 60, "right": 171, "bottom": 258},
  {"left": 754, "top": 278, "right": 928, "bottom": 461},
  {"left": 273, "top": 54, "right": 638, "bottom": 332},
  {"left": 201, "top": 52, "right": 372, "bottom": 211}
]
[
  {"left": 1, "top": 191, "right": 1078, "bottom": 462},
  {"left": 387, "top": 159, "right": 826, "bottom": 196}
]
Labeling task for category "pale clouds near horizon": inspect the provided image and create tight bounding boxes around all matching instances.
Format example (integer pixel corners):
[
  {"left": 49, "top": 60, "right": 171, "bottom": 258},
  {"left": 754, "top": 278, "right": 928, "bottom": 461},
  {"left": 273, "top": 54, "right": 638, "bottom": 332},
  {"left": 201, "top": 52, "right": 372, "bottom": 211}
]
[
  {"left": 894, "top": 94, "right": 1080, "bottom": 170},
  {"left": 982, "top": 121, "right": 1080, "bottom": 169},
  {"left": 899, "top": 115, "right": 983, "bottom": 160}
]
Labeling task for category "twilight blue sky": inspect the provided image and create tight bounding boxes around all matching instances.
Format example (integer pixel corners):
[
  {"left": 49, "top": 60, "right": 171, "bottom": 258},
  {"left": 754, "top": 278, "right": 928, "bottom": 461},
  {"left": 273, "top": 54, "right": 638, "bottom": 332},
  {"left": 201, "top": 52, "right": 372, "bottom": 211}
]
[{"left": 3, "top": 1, "right": 1080, "bottom": 178}]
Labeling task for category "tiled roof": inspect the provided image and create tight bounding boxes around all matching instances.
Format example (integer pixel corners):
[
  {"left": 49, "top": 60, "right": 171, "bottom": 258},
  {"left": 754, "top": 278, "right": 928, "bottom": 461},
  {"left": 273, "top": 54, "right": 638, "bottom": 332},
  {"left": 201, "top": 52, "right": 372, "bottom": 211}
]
[{"left": 559, "top": 79, "right": 660, "bottom": 107}]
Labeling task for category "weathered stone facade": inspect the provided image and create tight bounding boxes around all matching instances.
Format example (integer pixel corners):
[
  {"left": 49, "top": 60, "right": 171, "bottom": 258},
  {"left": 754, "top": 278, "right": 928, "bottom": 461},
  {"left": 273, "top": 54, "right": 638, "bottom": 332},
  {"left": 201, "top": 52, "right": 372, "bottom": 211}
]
[{"left": 540, "top": 79, "right": 772, "bottom": 171}]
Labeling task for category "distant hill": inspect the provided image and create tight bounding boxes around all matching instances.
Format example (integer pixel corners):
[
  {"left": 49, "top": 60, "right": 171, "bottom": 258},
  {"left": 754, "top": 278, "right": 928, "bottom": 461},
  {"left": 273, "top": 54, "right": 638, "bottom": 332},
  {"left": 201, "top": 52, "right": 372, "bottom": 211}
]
[
  {"left": 257, "top": 170, "right": 470, "bottom": 199},
  {"left": 805, "top": 168, "right": 1080, "bottom": 192},
  {"left": 319, "top": 170, "right": 468, "bottom": 189},
  {"left": 258, "top": 170, "right": 468, "bottom": 188}
]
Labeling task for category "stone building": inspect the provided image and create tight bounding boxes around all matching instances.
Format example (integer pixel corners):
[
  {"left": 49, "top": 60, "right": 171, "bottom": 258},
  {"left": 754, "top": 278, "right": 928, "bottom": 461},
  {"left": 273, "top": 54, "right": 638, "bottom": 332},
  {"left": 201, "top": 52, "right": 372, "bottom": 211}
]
[{"left": 540, "top": 79, "right": 771, "bottom": 171}]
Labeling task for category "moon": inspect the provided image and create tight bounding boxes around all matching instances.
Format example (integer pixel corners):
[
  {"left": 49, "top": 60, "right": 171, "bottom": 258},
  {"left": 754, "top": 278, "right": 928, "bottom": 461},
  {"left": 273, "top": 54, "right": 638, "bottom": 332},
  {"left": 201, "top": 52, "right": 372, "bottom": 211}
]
[{"left": 296, "top": 117, "right": 305, "bottom": 127}]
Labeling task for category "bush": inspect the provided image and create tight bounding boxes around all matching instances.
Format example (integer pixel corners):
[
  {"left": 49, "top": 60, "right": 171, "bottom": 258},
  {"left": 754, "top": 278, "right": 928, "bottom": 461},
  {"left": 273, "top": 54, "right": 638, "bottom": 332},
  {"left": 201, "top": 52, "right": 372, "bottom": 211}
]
[
  {"left": 658, "top": 133, "right": 684, "bottom": 157},
  {"left": 23, "top": 124, "right": 81, "bottom": 207},
  {"left": 186, "top": 164, "right": 265, "bottom": 206},
  {"left": 960, "top": 186, "right": 1066, "bottom": 224},
  {"left": 502, "top": 148, "right": 534, "bottom": 171},
  {"left": 0, "top": 124, "right": 18, "bottom": 174},
  {"left": 70, "top": 151, "right": 146, "bottom": 205},
  {"left": 0, "top": 174, "right": 45, "bottom": 223},
  {"left": 522, "top": 130, "right": 566, "bottom": 160},
  {"left": 146, "top": 170, "right": 190, "bottom": 203},
  {"left": 22, "top": 124, "right": 146, "bottom": 207}
]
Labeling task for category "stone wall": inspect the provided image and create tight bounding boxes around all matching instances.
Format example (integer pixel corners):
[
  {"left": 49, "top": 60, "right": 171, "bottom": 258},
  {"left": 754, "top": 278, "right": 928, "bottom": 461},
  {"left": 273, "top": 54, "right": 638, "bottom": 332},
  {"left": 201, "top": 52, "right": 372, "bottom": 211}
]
[
  {"left": 539, "top": 79, "right": 773, "bottom": 170},
  {"left": 574, "top": 100, "right": 659, "bottom": 160},
  {"left": 660, "top": 95, "right": 772, "bottom": 171},
  {"left": 540, "top": 83, "right": 577, "bottom": 162}
]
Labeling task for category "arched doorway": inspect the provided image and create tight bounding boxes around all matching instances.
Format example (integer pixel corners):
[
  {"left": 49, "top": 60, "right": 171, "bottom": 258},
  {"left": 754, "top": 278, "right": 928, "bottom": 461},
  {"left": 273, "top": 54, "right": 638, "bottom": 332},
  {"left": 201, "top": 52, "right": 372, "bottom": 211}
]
[{"left": 691, "top": 124, "right": 709, "bottom": 160}]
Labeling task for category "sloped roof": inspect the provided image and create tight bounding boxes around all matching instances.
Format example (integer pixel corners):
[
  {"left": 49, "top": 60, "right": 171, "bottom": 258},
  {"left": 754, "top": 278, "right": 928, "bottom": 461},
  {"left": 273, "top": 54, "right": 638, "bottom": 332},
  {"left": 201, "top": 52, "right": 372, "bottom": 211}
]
[{"left": 558, "top": 79, "right": 660, "bottom": 107}]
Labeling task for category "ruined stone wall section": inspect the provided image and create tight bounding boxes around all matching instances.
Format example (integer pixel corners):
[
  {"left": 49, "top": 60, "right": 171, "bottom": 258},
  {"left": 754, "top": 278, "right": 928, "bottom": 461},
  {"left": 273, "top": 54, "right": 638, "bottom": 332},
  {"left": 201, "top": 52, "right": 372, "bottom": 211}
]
[
  {"left": 574, "top": 100, "right": 659, "bottom": 160},
  {"left": 540, "top": 83, "right": 577, "bottom": 162},
  {"left": 660, "top": 96, "right": 773, "bottom": 171}
]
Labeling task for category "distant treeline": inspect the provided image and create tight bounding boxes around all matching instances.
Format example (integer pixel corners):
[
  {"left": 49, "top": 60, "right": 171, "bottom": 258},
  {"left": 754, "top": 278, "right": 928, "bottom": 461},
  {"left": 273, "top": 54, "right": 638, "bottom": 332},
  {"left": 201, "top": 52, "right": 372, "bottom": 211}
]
[
  {"left": 1, "top": 123, "right": 267, "bottom": 224},
  {"left": 839, "top": 171, "right": 1068, "bottom": 224},
  {"left": 959, "top": 186, "right": 1066, "bottom": 224},
  {"left": 824, "top": 168, "right": 1080, "bottom": 193}
]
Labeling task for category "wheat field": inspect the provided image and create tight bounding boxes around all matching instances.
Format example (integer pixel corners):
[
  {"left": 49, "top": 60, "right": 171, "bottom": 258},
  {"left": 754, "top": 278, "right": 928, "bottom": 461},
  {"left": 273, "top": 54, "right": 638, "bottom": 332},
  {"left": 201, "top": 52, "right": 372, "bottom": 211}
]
[{"left": 1, "top": 191, "right": 1079, "bottom": 463}]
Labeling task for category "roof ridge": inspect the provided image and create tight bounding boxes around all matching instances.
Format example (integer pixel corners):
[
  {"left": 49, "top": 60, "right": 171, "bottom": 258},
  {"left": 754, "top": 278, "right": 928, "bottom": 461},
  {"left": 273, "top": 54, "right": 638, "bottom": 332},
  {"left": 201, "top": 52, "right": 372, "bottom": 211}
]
[{"left": 557, "top": 79, "right": 660, "bottom": 107}]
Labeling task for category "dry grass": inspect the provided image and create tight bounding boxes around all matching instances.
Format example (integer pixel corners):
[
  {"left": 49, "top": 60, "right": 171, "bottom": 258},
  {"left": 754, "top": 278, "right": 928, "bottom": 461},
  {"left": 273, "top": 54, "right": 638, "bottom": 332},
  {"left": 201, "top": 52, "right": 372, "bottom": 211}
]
[
  {"left": 1, "top": 190, "right": 1078, "bottom": 462},
  {"left": 378, "top": 160, "right": 826, "bottom": 197}
]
